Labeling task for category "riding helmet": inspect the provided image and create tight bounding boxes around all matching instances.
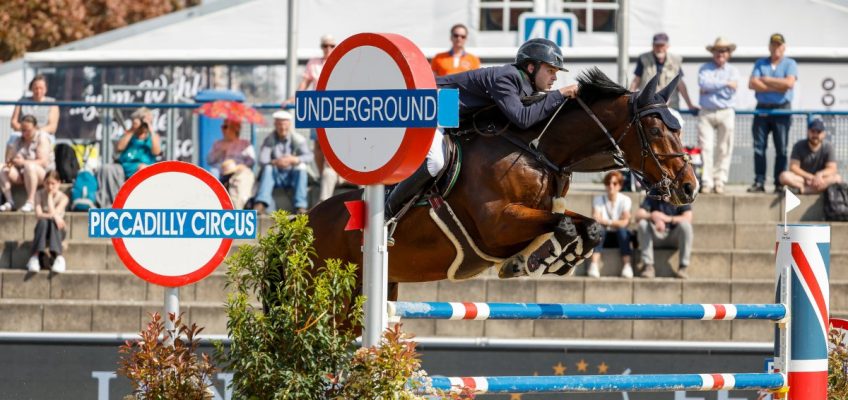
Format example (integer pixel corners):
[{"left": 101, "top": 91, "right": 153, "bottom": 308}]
[{"left": 516, "top": 38, "right": 568, "bottom": 71}]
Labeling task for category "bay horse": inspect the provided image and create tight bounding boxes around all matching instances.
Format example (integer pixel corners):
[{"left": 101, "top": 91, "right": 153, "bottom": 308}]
[{"left": 306, "top": 68, "right": 698, "bottom": 301}]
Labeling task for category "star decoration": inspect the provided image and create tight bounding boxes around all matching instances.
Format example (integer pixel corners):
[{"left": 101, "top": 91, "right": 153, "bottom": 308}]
[
  {"left": 598, "top": 361, "right": 609, "bottom": 374},
  {"left": 576, "top": 359, "right": 588, "bottom": 372},
  {"left": 510, "top": 394, "right": 523, "bottom": 400},
  {"left": 552, "top": 361, "right": 567, "bottom": 375}
]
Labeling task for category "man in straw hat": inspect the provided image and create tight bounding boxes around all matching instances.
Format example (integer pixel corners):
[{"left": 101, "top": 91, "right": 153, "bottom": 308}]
[{"left": 697, "top": 37, "right": 740, "bottom": 195}]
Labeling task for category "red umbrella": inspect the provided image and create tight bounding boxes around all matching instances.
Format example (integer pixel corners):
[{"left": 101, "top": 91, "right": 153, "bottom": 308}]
[{"left": 194, "top": 100, "right": 265, "bottom": 124}]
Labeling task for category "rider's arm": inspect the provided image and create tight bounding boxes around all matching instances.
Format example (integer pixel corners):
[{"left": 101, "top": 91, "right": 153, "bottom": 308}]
[{"left": 491, "top": 73, "right": 566, "bottom": 130}]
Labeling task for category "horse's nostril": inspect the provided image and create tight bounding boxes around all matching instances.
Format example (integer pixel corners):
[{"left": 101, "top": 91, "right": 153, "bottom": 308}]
[{"left": 683, "top": 182, "right": 694, "bottom": 196}]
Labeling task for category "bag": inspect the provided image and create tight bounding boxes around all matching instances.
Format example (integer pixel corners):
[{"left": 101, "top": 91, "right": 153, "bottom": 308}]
[
  {"left": 71, "top": 171, "right": 98, "bottom": 211},
  {"left": 824, "top": 182, "right": 848, "bottom": 221},
  {"left": 54, "top": 143, "right": 80, "bottom": 183},
  {"left": 72, "top": 142, "right": 100, "bottom": 172}
]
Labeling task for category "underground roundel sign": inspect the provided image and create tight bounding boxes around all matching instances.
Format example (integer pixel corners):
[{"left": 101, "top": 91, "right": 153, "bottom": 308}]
[
  {"left": 88, "top": 161, "right": 257, "bottom": 287},
  {"left": 295, "top": 33, "right": 459, "bottom": 185}
]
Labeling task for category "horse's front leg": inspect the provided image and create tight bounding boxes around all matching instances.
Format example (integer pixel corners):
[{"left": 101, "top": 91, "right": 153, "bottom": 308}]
[{"left": 544, "top": 211, "right": 603, "bottom": 276}]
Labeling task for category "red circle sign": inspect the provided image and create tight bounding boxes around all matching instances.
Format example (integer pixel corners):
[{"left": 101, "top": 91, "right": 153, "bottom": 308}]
[
  {"left": 315, "top": 33, "right": 436, "bottom": 185},
  {"left": 112, "top": 161, "right": 234, "bottom": 287}
]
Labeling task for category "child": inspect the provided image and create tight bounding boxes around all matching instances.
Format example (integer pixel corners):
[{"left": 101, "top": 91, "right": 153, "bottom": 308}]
[{"left": 28, "top": 170, "right": 68, "bottom": 272}]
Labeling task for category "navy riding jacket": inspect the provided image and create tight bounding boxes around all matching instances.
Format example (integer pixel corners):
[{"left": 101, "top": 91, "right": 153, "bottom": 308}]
[{"left": 436, "top": 64, "right": 566, "bottom": 130}]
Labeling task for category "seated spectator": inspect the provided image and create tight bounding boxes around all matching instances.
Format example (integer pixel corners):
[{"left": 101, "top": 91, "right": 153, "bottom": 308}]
[
  {"left": 779, "top": 119, "right": 843, "bottom": 194},
  {"left": 116, "top": 107, "right": 160, "bottom": 178},
  {"left": 0, "top": 115, "right": 54, "bottom": 212},
  {"left": 28, "top": 170, "right": 68, "bottom": 273},
  {"left": 219, "top": 159, "right": 255, "bottom": 210},
  {"left": 635, "top": 197, "right": 693, "bottom": 279},
  {"left": 252, "top": 111, "right": 314, "bottom": 214},
  {"left": 9, "top": 74, "right": 59, "bottom": 144},
  {"left": 587, "top": 171, "right": 634, "bottom": 278}
]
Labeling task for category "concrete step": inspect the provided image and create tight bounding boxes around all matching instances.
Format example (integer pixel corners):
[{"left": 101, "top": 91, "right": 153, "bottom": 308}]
[{"left": 0, "top": 298, "right": 231, "bottom": 334}]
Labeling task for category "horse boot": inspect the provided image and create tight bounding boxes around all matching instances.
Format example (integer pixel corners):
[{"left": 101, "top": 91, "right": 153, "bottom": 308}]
[{"left": 385, "top": 163, "right": 434, "bottom": 246}]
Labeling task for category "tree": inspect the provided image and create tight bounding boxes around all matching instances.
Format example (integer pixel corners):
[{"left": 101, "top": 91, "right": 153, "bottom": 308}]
[{"left": 0, "top": 0, "right": 201, "bottom": 62}]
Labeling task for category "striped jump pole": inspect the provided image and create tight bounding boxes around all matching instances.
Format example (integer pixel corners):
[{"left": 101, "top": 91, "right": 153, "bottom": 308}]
[
  {"left": 388, "top": 302, "right": 786, "bottom": 321},
  {"left": 427, "top": 373, "right": 786, "bottom": 394}
]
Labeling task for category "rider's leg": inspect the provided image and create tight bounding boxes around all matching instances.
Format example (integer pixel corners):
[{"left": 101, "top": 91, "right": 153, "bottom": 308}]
[{"left": 385, "top": 131, "right": 444, "bottom": 219}]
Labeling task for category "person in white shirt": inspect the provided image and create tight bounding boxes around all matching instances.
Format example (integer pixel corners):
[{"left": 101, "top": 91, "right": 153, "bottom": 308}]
[{"left": 587, "top": 170, "right": 634, "bottom": 278}]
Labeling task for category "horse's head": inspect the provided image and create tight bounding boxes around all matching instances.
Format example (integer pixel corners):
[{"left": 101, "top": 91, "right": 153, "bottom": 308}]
[{"left": 620, "top": 73, "right": 699, "bottom": 205}]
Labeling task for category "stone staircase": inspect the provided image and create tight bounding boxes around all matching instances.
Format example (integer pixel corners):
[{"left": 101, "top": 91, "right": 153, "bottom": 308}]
[{"left": 0, "top": 189, "right": 845, "bottom": 340}]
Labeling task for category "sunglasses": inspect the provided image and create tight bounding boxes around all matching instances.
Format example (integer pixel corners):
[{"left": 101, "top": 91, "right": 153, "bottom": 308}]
[
  {"left": 713, "top": 48, "right": 730, "bottom": 54},
  {"left": 321, "top": 43, "right": 336, "bottom": 49},
  {"left": 452, "top": 33, "right": 467, "bottom": 39},
  {"left": 606, "top": 181, "right": 621, "bottom": 186}
]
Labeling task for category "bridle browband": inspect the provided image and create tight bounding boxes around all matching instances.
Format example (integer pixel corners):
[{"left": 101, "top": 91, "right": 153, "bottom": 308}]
[{"left": 502, "top": 94, "right": 691, "bottom": 201}]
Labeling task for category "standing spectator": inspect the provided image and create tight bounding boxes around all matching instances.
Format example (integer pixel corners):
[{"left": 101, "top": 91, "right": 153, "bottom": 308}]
[
  {"left": 629, "top": 33, "right": 698, "bottom": 112},
  {"left": 697, "top": 37, "right": 740, "bottom": 194},
  {"left": 116, "top": 107, "right": 161, "bottom": 178},
  {"left": 0, "top": 115, "right": 54, "bottom": 212},
  {"left": 252, "top": 111, "right": 314, "bottom": 214},
  {"left": 587, "top": 171, "right": 634, "bottom": 278},
  {"left": 431, "top": 23, "right": 481, "bottom": 77},
  {"left": 286, "top": 34, "right": 343, "bottom": 202},
  {"left": 206, "top": 119, "right": 256, "bottom": 209},
  {"left": 747, "top": 33, "right": 798, "bottom": 193},
  {"left": 28, "top": 170, "right": 68, "bottom": 273},
  {"left": 779, "top": 119, "right": 842, "bottom": 194},
  {"left": 635, "top": 197, "right": 693, "bottom": 279},
  {"left": 9, "top": 74, "right": 59, "bottom": 143}
]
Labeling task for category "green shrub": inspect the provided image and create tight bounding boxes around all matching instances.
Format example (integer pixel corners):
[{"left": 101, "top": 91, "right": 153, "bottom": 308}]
[
  {"left": 118, "top": 312, "right": 217, "bottom": 400},
  {"left": 829, "top": 324, "right": 848, "bottom": 399}
]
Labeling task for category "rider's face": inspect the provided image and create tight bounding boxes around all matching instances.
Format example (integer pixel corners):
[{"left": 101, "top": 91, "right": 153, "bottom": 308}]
[{"left": 533, "top": 63, "right": 559, "bottom": 91}]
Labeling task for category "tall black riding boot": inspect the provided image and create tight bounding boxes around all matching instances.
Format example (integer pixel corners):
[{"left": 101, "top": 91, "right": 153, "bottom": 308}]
[{"left": 385, "top": 163, "right": 434, "bottom": 221}]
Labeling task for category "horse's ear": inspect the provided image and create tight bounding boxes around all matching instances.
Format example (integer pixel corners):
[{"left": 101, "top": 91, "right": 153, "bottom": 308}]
[
  {"left": 657, "top": 72, "right": 682, "bottom": 103},
  {"left": 636, "top": 74, "right": 659, "bottom": 105}
]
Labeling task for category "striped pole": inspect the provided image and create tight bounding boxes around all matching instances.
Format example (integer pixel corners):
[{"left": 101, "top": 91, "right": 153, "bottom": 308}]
[
  {"left": 427, "top": 373, "right": 786, "bottom": 393},
  {"left": 776, "top": 224, "right": 829, "bottom": 400},
  {"left": 389, "top": 302, "right": 786, "bottom": 321}
]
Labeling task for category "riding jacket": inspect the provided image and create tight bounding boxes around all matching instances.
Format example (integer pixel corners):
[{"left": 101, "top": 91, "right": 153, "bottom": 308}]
[{"left": 436, "top": 64, "right": 565, "bottom": 130}]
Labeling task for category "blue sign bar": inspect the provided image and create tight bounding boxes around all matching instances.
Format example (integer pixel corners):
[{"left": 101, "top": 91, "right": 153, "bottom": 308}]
[
  {"left": 295, "top": 89, "right": 458, "bottom": 128},
  {"left": 88, "top": 209, "right": 257, "bottom": 239}
]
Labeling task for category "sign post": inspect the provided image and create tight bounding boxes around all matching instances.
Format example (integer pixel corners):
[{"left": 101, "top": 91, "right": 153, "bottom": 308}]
[
  {"left": 89, "top": 161, "right": 256, "bottom": 343},
  {"left": 296, "top": 33, "right": 458, "bottom": 347}
]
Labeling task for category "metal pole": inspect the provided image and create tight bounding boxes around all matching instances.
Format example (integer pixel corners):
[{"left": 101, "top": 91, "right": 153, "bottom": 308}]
[
  {"left": 164, "top": 287, "right": 179, "bottom": 346},
  {"left": 616, "top": 0, "right": 630, "bottom": 87},
  {"left": 362, "top": 184, "right": 387, "bottom": 347},
  {"left": 286, "top": 0, "right": 299, "bottom": 100}
]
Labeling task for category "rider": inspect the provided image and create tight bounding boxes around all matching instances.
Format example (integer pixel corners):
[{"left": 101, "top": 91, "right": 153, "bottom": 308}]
[{"left": 385, "top": 38, "right": 578, "bottom": 219}]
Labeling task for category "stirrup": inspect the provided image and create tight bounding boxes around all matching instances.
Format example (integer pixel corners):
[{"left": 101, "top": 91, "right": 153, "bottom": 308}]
[{"left": 386, "top": 218, "right": 398, "bottom": 247}]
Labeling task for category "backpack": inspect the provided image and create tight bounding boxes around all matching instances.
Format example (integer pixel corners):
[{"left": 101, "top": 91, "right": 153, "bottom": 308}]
[
  {"left": 54, "top": 143, "right": 80, "bottom": 183},
  {"left": 71, "top": 171, "right": 98, "bottom": 211},
  {"left": 824, "top": 182, "right": 848, "bottom": 221}
]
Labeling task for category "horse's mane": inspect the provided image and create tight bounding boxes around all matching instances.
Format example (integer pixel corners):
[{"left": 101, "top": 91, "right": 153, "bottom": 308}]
[{"left": 576, "top": 67, "right": 629, "bottom": 104}]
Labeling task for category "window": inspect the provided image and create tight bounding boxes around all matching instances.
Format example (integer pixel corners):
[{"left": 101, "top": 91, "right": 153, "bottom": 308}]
[
  {"left": 479, "top": 0, "right": 535, "bottom": 32},
  {"left": 560, "top": 0, "right": 618, "bottom": 33}
]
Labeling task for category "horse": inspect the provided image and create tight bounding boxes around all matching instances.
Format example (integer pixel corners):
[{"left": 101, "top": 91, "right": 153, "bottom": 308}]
[{"left": 306, "top": 68, "right": 698, "bottom": 302}]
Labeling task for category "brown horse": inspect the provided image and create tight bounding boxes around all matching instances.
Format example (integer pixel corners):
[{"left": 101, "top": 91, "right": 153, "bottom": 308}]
[{"left": 307, "top": 68, "right": 698, "bottom": 300}]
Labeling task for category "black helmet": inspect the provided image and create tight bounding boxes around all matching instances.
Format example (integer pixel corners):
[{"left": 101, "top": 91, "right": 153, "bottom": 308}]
[{"left": 516, "top": 38, "right": 568, "bottom": 72}]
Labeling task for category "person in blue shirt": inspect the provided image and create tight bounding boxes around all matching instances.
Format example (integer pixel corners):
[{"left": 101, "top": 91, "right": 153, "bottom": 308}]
[
  {"left": 697, "top": 37, "right": 740, "bottom": 195},
  {"left": 385, "top": 38, "right": 578, "bottom": 220},
  {"left": 747, "top": 33, "right": 799, "bottom": 193}
]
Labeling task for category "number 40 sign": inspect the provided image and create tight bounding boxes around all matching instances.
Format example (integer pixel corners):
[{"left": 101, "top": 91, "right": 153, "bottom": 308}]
[{"left": 518, "top": 13, "right": 577, "bottom": 48}]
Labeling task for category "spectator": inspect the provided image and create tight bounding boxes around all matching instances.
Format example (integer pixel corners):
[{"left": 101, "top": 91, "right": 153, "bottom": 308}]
[
  {"left": 635, "top": 196, "right": 693, "bottom": 279},
  {"left": 206, "top": 119, "right": 256, "bottom": 209},
  {"left": 0, "top": 115, "right": 54, "bottom": 212},
  {"left": 747, "top": 33, "right": 798, "bottom": 193},
  {"left": 116, "top": 107, "right": 161, "bottom": 178},
  {"left": 9, "top": 74, "right": 59, "bottom": 143},
  {"left": 779, "top": 119, "right": 842, "bottom": 194},
  {"left": 431, "top": 23, "right": 481, "bottom": 77},
  {"left": 697, "top": 37, "right": 740, "bottom": 195},
  {"left": 28, "top": 170, "right": 68, "bottom": 273},
  {"left": 252, "top": 111, "right": 314, "bottom": 214},
  {"left": 286, "top": 34, "right": 342, "bottom": 202},
  {"left": 629, "top": 33, "right": 698, "bottom": 112},
  {"left": 587, "top": 171, "right": 634, "bottom": 278}
]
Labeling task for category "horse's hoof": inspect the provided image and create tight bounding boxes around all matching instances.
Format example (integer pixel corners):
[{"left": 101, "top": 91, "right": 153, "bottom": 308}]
[
  {"left": 585, "top": 220, "right": 602, "bottom": 247},
  {"left": 554, "top": 216, "right": 578, "bottom": 241},
  {"left": 498, "top": 255, "right": 526, "bottom": 279}
]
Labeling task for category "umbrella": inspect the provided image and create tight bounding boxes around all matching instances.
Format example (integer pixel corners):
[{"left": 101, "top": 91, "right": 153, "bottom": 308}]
[{"left": 194, "top": 100, "right": 265, "bottom": 124}]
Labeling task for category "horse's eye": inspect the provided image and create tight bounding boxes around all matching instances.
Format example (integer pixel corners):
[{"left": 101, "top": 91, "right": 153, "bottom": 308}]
[{"left": 650, "top": 127, "right": 662, "bottom": 136}]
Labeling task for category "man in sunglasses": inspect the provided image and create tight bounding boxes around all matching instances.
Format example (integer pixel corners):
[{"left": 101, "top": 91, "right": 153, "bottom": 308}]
[
  {"left": 386, "top": 37, "right": 578, "bottom": 221},
  {"left": 431, "top": 23, "right": 481, "bottom": 77}
]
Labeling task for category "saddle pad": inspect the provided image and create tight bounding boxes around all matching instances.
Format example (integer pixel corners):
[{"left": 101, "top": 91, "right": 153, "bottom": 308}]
[{"left": 428, "top": 197, "right": 503, "bottom": 281}]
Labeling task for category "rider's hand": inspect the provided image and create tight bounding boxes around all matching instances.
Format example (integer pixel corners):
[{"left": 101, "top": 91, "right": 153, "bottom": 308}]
[{"left": 559, "top": 85, "right": 578, "bottom": 99}]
